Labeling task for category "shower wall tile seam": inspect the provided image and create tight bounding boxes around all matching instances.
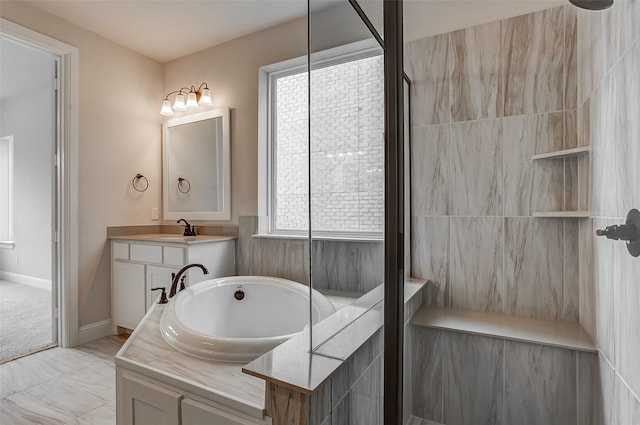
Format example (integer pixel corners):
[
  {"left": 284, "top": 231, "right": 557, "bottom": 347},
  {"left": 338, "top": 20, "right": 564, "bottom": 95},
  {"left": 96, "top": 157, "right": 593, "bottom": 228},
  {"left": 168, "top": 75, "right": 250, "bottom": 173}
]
[
  {"left": 578, "top": 33, "right": 640, "bottom": 108},
  {"left": 412, "top": 327, "right": 586, "bottom": 424},
  {"left": 410, "top": 110, "right": 583, "bottom": 129},
  {"left": 562, "top": 219, "right": 566, "bottom": 320},
  {"left": 601, "top": 350, "right": 640, "bottom": 405},
  {"left": 575, "top": 350, "right": 579, "bottom": 424},
  {"left": 331, "top": 350, "right": 383, "bottom": 414}
]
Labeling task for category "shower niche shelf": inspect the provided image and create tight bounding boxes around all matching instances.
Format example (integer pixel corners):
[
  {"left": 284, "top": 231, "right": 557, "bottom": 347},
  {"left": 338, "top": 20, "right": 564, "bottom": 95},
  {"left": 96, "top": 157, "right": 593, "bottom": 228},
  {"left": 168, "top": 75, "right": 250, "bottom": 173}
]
[
  {"left": 531, "top": 145, "right": 591, "bottom": 218},
  {"left": 533, "top": 211, "right": 590, "bottom": 218},
  {"left": 532, "top": 145, "right": 590, "bottom": 160}
]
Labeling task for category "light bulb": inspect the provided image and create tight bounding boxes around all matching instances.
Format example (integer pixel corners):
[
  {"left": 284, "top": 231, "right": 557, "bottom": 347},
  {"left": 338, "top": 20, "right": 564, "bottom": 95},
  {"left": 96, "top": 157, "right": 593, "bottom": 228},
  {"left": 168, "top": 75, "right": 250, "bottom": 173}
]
[
  {"left": 160, "top": 99, "right": 173, "bottom": 116},
  {"left": 198, "top": 88, "right": 212, "bottom": 105},
  {"left": 186, "top": 92, "right": 198, "bottom": 109},
  {"left": 173, "top": 94, "right": 186, "bottom": 111}
]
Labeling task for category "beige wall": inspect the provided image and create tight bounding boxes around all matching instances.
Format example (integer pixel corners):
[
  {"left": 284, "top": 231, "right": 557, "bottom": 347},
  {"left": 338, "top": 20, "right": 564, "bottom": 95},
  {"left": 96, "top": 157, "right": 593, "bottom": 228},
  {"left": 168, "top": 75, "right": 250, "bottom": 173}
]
[
  {"left": 1, "top": 1, "right": 163, "bottom": 326},
  {"left": 162, "top": 18, "right": 307, "bottom": 225}
]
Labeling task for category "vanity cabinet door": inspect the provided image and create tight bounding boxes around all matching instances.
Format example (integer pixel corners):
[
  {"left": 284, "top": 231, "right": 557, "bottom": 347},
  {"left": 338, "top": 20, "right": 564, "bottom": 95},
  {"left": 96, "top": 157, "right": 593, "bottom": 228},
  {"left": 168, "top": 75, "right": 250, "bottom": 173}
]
[
  {"left": 122, "top": 373, "right": 182, "bottom": 425},
  {"left": 182, "top": 399, "right": 265, "bottom": 425},
  {"left": 112, "top": 262, "right": 145, "bottom": 330},
  {"left": 145, "top": 265, "right": 179, "bottom": 311}
]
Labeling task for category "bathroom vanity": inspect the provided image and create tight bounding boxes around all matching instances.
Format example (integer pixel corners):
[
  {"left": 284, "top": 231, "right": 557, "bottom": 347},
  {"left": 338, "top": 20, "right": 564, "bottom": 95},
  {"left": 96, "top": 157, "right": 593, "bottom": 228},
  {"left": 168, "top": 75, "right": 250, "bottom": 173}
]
[
  {"left": 110, "top": 234, "right": 235, "bottom": 331},
  {"left": 115, "top": 304, "right": 270, "bottom": 425},
  {"left": 115, "top": 277, "right": 426, "bottom": 425}
]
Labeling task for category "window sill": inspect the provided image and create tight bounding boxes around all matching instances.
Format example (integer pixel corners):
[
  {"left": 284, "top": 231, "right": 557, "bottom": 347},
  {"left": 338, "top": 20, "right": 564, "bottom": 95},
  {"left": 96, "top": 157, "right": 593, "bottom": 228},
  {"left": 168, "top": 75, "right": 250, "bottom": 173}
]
[
  {"left": 252, "top": 233, "right": 383, "bottom": 243},
  {"left": 0, "top": 241, "right": 15, "bottom": 249}
]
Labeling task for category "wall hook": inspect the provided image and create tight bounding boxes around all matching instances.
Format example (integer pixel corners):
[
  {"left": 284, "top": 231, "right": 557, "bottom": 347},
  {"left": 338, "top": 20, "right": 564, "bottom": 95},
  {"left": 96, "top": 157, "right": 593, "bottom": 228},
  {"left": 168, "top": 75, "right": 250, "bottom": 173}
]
[
  {"left": 132, "top": 174, "right": 149, "bottom": 192},
  {"left": 596, "top": 208, "right": 640, "bottom": 257}
]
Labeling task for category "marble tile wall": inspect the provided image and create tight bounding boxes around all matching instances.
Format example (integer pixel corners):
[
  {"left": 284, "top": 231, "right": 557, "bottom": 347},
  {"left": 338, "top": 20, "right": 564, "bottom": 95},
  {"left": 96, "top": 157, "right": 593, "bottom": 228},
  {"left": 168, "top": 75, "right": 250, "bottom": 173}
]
[
  {"left": 576, "top": 0, "right": 640, "bottom": 418},
  {"left": 449, "top": 21, "right": 502, "bottom": 122},
  {"left": 237, "top": 216, "right": 383, "bottom": 293},
  {"left": 411, "top": 326, "right": 597, "bottom": 425},
  {"left": 407, "top": 5, "right": 583, "bottom": 322},
  {"left": 502, "top": 7, "right": 565, "bottom": 116},
  {"left": 409, "top": 2, "right": 640, "bottom": 422},
  {"left": 264, "top": 330, "right": 384, "bottom": 425},
  {"left": 275, "top": 286, "right": 424, "bottom": 425}
]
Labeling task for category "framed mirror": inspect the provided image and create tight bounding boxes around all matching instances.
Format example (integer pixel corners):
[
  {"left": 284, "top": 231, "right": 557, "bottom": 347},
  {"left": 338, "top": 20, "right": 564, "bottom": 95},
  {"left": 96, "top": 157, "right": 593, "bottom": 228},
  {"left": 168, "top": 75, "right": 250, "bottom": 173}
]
[{"left": 162, "top": 108, "right": 230, "bottom": 220}]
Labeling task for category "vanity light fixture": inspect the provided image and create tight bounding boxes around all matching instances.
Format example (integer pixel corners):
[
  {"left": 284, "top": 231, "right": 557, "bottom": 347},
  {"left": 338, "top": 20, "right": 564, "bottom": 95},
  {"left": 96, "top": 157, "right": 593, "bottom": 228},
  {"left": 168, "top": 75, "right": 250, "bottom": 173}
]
[{"left": 160, "top": 82, "right": 212, "bottom": 116}]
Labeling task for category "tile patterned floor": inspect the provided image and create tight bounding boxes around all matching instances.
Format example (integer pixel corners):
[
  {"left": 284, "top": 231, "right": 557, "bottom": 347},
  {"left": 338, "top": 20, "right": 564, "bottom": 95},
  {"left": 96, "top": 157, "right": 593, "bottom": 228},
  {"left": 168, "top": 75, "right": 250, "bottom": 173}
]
[{"left": 0, "top": 335, "right": 125, "bottom": 425}]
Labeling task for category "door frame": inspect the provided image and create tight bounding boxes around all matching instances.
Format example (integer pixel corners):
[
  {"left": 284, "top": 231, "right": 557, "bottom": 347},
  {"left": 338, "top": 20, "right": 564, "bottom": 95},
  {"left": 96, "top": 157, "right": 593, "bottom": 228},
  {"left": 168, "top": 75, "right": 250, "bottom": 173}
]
[{"left": 1, "top": 18, "right": 79, "bottom": 347}]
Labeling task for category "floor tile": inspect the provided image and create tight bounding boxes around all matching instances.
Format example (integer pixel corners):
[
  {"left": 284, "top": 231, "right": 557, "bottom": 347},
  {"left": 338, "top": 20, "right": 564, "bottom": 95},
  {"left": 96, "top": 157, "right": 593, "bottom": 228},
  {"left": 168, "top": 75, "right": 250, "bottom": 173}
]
[
  {"left": 1, "top": 336, "right": 122, "bottom": 425},
  {"left": 5, "top": 378, "right": 105, "bottom": 423},
  {"left": 64, "top": 400, "right": 115, "bottom": 425}
]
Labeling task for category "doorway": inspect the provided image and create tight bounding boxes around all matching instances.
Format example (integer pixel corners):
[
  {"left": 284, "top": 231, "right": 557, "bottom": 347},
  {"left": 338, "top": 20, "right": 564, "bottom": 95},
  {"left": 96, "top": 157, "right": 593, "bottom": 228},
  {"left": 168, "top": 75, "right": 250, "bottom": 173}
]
[{"left": 0, "top": 35, "right": 59, "bottom": 363}]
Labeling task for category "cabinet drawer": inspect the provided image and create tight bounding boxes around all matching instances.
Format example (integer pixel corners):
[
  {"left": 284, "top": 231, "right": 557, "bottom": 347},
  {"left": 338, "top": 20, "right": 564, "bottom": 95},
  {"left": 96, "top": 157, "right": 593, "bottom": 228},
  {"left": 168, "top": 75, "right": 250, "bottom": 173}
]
[
  {"left": 163, "top": 246, "right": 185, "bottom": 266},
  {"left": 182, "top": 398, "right": 264, "bottom": 425},
  {"left": 113, "top": 242, "right": 129, "bottom": 260},
  {"left": 122, "top": 373, "right": 182, "bottom": 425},
  {"left": 130, "top": 244, "right": 162, "bottom": 264}
]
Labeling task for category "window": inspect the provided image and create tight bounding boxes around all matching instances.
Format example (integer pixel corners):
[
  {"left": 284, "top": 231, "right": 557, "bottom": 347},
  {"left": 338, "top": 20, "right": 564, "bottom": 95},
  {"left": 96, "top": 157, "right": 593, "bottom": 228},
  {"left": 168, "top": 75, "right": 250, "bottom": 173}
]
[
  {"left": 0, "top": 135, "right": 14, "bottom": 246},
  {"left": 264, "top": 45, "right": 384, "bottom": 238}
]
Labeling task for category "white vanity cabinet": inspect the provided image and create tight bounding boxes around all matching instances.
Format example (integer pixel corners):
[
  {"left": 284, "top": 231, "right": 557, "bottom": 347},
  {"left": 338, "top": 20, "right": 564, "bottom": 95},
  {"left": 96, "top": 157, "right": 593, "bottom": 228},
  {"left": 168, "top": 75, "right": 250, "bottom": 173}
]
[
  {"left": 117, "top": 370, "right": 270, "bottom": 425},
  {"left": 111, "top": 236, "right": 235, "bottom": 331},
  {"left": 121, "top": 373, "right": 182, "bottom": 425},
  {"left": 182, "top": 399, "right": 264, "bottom": 425}
]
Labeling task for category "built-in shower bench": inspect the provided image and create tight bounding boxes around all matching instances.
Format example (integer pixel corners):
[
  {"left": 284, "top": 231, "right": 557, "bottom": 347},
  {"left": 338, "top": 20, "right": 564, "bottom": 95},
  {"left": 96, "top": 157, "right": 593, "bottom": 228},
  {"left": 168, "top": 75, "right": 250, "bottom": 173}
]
[
  {"left": 411, "top": 306, "right": 596, "bottom": 352},
  {"left": 408, "top": 306, "right": 598, "bottom": 425}
]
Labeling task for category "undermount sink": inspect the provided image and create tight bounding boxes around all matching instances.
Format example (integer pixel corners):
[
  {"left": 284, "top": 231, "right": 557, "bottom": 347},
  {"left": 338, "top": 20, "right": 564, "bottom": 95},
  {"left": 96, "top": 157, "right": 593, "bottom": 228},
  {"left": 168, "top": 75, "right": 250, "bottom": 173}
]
[{"left": 159, "top": 276, "right": 336, "bottom": 362}]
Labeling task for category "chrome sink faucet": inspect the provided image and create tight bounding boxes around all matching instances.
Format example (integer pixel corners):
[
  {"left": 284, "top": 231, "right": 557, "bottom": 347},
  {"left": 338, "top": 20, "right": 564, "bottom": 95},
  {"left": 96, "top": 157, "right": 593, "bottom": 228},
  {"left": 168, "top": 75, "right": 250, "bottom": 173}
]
[
  {"left": 177, "top": 218, "right": 196, "bottom": 236},
  {"left": 169, "top": 263, "right": 209, "bottom": 298}
]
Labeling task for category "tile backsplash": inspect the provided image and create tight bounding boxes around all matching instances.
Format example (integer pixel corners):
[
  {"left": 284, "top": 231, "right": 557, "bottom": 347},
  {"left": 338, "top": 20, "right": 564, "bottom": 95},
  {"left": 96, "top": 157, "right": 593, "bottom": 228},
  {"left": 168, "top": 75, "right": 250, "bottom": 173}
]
[{"left": 237, "top": 216, "right": 383, "bottom": 294}]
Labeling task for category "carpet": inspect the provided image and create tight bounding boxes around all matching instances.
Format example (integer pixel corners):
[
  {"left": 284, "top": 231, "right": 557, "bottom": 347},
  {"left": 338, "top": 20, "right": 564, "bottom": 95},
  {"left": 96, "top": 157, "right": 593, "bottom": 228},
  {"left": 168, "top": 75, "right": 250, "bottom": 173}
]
[{"left": 0, "top": 279, "right": 54, "bottom": 363}]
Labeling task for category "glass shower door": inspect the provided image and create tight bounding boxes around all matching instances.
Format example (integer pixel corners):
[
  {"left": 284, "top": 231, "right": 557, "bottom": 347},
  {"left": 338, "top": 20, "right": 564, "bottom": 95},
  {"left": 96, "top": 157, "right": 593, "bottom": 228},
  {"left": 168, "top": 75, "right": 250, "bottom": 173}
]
[{"left": 305, "top": 0, "right": 406, "bottom": 424}]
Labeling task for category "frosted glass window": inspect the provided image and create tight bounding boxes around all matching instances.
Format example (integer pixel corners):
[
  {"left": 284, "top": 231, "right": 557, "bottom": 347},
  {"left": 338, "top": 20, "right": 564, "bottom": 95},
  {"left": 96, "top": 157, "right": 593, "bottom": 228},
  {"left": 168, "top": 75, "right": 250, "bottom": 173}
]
[{"left": 269, "top": 53, "right": 384, "bottom": 237}]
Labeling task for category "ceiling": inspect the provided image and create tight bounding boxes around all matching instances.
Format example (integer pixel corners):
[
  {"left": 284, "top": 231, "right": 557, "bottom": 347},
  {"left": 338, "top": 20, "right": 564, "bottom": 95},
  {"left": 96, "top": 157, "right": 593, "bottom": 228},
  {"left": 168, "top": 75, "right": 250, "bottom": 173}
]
[
  {"left": 21, "top": 0, "right": 565, "bottom": 64},
  {"left": 2, "top": 0, "right": 565, "bottom": 101}
]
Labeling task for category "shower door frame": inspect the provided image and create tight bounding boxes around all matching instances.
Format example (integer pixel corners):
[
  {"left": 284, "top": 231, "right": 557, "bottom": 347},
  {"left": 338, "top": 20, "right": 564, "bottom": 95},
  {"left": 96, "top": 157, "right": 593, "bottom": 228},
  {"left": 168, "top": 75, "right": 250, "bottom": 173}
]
[
  {"left": 344, "top": 1, "right": 406, "bottom": 423},
  {"left": 382, "top": 1, "right": 405, "bottom": 424}
]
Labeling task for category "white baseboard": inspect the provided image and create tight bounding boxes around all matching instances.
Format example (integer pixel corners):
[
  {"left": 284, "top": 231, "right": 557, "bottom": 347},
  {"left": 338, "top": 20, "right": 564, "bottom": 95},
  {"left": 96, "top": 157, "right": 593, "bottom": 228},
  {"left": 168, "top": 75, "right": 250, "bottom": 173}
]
[
  {"left": 0, "top": 271, "right": 51, "bottom": 290},
  {"left": 78, "top": 319, "right": 113, "bottom": 345}
]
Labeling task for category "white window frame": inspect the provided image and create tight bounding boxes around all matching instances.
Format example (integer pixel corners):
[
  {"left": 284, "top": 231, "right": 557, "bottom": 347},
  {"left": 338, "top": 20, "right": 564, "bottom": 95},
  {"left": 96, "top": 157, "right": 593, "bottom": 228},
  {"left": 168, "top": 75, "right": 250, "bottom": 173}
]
[
  {"left": 258, "top": 39, "right": 384, "bottom": 240},
  {"left": 0, "top": 135, "right": 14, "bottom": 248}
]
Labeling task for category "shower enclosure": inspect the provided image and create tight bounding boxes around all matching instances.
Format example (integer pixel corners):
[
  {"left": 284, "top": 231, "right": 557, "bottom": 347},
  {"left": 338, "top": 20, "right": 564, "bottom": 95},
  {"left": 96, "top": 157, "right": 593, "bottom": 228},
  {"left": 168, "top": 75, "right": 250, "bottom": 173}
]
[
  {"left": 303, "top": 0, "right": 408, "bottom": 423},
  {"left": 299, "top": 0, "right": 640, "bottom": 424}
]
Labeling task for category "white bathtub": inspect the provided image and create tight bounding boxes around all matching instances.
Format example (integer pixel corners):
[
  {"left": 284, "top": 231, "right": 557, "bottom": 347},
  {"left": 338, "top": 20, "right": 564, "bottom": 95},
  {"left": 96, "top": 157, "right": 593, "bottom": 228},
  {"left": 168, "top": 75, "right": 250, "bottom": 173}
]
[{"left": 159, "top": 276, "right": 336, "bottom": 362}]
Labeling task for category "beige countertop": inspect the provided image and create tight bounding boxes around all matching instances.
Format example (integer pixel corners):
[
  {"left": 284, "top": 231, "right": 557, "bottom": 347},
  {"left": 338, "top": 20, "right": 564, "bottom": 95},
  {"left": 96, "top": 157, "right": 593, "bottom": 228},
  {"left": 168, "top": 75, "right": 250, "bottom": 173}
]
[
  {"left": 110, "top": 233, "right": 236, "bottom": 244},
  {"left": 243, "top": 278, "right": 426, "bottom": 394},
  {"left": 116, "top": 278, "right": 426, "bottom": 410},
  {"left": 115, "top": 304, "right": 266, "bottom": 419}
]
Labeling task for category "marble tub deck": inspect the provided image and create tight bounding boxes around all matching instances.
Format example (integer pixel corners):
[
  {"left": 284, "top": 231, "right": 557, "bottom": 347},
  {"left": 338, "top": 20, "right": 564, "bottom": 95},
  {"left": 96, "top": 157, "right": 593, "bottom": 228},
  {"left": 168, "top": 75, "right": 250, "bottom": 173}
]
[
  {"left": 115, "top": 304, "right": 267, "bottom": 419},
  {"left": 114, "top": 289, "right": 363, "bottom": 420}
]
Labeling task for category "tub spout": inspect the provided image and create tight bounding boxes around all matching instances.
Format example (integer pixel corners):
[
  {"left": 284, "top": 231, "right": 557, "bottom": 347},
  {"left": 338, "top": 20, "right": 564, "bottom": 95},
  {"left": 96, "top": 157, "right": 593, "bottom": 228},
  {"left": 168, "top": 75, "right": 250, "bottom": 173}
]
[{"left": 169, "top": 263, "right": 209, "bottom": 298}]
